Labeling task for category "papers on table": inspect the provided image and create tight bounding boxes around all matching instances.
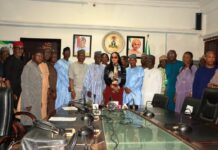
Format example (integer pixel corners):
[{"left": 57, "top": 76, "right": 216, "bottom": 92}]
[
  {"left": 62, "top": 106, "right": 78, "bottom": 111},
  {"left": 49, "top": 117, "right": 76, "bottom": 122}
]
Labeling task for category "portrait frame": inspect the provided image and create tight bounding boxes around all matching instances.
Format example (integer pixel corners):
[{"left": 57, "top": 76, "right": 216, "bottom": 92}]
[
  {"left": 127, "top": 36, "right": 145, "bottom": 58},
  {"left": 73, "top": 34, "right": 92, "bottom": 57},
  {"left": 20, "top": 38, "right": 61, "bottom": 62},
  {"left": 102, "top": 31, "right": 125, "bottom": 54},
  {"left": 0, "top": 40, "right": 14, "bottom": 55}
]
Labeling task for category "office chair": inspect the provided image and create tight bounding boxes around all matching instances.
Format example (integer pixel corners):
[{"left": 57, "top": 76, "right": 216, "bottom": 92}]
[
  {"left": 0, "top": 88, "right": 13, "bottom": 136},
  {"left": 152, "top": 94, "right": 168, "bottom": 109},
  {"left": 0, "top": 88, "right": 36, "bottom": 149},
  {"left": 0, "top": 88, "right": 13, "bottom": 150},
  {"left": 180, "top": 96, "right": 201, "bottom": 117},
  {"left": 197, "top": 88, "right": 218, "bottom": 124}
]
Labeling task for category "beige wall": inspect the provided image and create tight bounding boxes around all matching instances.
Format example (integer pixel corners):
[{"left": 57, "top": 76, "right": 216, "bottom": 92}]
[
  {"left": 201, "top": 0, "right": 218, "bottom": 38},
  {"left": 0, "top": 0, "right": 204, "bottom": 64}
]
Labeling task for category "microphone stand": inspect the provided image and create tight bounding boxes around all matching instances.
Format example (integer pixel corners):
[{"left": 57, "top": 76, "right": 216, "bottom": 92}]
[
  {"left": 168, "top": 108, "right": 192, "bottom": 132},
  {"left": 68, "top": 99, "right": 90, "bottom": 113},
  {"left": 83, "top": 91, "right": 87, "bottom": 106},
  {"left": 143, "top": 101, "right": 155, "bottom": 118}
]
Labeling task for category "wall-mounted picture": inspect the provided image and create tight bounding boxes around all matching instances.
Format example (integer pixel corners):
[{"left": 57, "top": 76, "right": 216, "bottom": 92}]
[
  {"left": 73, "top": 34, "right": 92, "bottom": 57},
  {"left": 102, "top": 31, "right": 125, "bottom": 54},
  {"left": 0, "top": 40, "right": 14, "bottom": 55},
  {"left": 127, "top": 36, "right": 145, "bottom": 58},
  {"left": 20, "top": 38, "right": 61, "bottom": 62}
]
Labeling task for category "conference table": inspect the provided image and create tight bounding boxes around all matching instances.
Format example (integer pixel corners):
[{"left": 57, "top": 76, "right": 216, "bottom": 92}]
[{"left": 21, "top": 105, "right": 218, "bottom": 150}]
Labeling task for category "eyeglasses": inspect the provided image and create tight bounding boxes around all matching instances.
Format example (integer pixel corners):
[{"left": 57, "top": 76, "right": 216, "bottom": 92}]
[{"left": 111, "top": 56, "right": 118, "bottom": 59}]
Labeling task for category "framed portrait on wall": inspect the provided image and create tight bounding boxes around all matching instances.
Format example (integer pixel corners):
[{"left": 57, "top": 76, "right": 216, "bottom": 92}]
[
  {"left": 102, "top": 31, "right": 125, "bottom": 54},
  {"left": 127, "top": 36, "right": 145, "bottom": 58},
  {"left": 73, "top": 34, "right": 92, "bottom": 57},
  {"left": 20, "top": 38, "right": 61, "bottom": 62},
  {"left": 0, "top": 40, "right": 14, "bottom": 54}
]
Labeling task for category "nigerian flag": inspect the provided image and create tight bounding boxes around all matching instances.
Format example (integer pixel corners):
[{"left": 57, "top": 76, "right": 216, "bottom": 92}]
[{"left": 144, "top": 34, "right": 151, "bottom": 55}]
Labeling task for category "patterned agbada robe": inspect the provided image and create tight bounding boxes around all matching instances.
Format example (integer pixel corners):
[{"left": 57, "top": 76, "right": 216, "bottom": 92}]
[
  {"left": 54, "top": 59, "right": 71, "bottom": 109},
  {"left": 83, "top": 63, "right": 105, "bottom": 104},
  {"left": 20, "top": 60, "right": 42, "bottom": 125}
]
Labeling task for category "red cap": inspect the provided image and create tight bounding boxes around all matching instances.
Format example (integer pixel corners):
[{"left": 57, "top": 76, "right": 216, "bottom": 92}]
[{"left": 13, "top": 41, "right": 24, "bottom": 47}]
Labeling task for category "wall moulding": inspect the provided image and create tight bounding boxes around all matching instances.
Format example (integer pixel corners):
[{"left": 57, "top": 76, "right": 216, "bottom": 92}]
[
  {"left": 0, "top": 20, "right": 201, "bottom": 35},
  {"left": 31, "top": 0, "right": 200, "bottom": 8}
]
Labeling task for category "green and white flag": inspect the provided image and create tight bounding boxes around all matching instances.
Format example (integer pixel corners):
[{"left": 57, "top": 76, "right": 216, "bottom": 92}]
[{"left": 144, "top": 34, "right": 151, "bottom": 55}]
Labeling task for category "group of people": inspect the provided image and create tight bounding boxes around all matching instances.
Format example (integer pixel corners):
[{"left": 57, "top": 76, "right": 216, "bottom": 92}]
[{"left": 1, "top": 41, "right": 218, "bottom": 125}]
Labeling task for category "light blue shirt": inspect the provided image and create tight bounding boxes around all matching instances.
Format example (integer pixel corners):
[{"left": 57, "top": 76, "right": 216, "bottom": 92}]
[
  {"left": 123, "top": 66, "right": 144, "bottom": 105},
  {"left": 54, "top": 59, "right": 71, "bottom": 109}
]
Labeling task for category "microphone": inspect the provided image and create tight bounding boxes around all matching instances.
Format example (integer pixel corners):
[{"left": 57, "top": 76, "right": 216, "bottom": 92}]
[
  {"left": 78, "top": 125, "right": 94, "bottom": 150},
  {"left": 83, "top": 91, "right": 86, "bottom": 106},
  {"left": 68, "top": 99, "right": 90, "bottom": 113},
  {"left": 177, "top": 108, "right": 192, "bottom": 132},
  {"left": 69, "top": 99, "right": 94, "bottom": 126},
  {"left": 93, "top": 94, "right": 96, "bottom": 104},
  {"left": 143, "top": 101, "right": 155, "bottom": 118},
  {"left": 166, "top": 108, "right": 192, "bottom": 133}
]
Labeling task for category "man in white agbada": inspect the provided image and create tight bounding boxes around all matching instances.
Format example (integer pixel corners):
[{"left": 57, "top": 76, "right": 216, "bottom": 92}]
[
  {"left": 142, "top": 55, "right": 162, "bottom": 106},
  {"left": 69, "top": 50, "right": 88, "bottom": 101},
  {"left": 83, "top": 51, "right": 105, "bottom": 104}
]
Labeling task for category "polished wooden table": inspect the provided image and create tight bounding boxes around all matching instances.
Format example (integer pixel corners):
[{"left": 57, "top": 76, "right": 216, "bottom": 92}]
[
  {"left": 136, "top": 107, "right": 218, "bottom": 150},
  {"left": 21, "top": 106, "right": 218, "bottom": 150}
]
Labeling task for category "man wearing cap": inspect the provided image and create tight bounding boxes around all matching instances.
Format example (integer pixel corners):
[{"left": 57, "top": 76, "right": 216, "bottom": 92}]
[
  {"left": 123, "top": 54, "right": 144, "bottom": 109},
  {"left": 83, "top": 51, "right": 105, "bottom": 104},
  {"left": 141, "top": 53, "right": 148, "bottom": 69},
  {"left": 142, "top": 55, "right": 162, "bottom": 106},
  {"left": 4, "top": 41, "right": 25, "bottom": 109},
  {"left": 69, "top": 49, "right": 88, "bottom": 101},
  {"left": 20, "top": 49, "right": 43, "bottom": 125},
  {"left": 158, "top": 55, "right": 168, "bottom": 94},
  {"left": 55, "top": 47, "right": 72, "bottom": 109}
]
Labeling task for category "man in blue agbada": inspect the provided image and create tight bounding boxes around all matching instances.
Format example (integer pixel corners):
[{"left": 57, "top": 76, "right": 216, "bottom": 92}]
[
  {"left": 123, "top": 54, "right": 144, "bottom": 109},
  {"left": 192, "top": 50, "right": 217, "bottom": 99},
  {"left": 54, "top": 47, "right": 72, "bottom": 109},
  {"left": 165, "top": 50, "right": 183, "bottom": 111}
]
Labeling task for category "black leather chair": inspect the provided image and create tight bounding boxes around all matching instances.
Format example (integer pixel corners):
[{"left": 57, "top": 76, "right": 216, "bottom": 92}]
[
  {"left": 0, "top": 88, "right": 36, "bottom": 149},
  {"left": 0, "top": 88, "right": 14, "bottom": 150},
  {"left": 180, "top": 97, "right": 201, "bottom": 117},
  {"left": 152, "top": 94, "right": 168, "bottom": 109},
  {"left": 197, "top": 88, "right": 218, "bottom": 124}
]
